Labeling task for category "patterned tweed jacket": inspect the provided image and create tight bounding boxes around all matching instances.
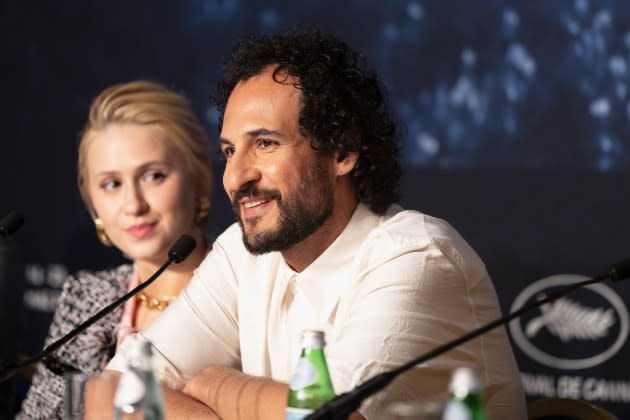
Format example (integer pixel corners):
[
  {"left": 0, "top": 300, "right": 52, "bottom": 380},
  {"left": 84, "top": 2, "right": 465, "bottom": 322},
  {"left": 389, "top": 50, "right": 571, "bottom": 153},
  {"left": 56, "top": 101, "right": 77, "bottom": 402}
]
[{"left": 17, "top": 264, "right": 133, "bottom": 419}]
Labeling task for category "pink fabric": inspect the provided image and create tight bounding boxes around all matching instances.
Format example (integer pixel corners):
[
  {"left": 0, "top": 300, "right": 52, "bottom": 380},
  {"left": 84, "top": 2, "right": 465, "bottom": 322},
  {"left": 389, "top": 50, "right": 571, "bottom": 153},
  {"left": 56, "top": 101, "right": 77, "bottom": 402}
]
[
  {"left": 115, "top": 238, "right": 211, "bottom": 349},
  {"left": 116, "top": 269, "right": 140, "bottom": 349}
]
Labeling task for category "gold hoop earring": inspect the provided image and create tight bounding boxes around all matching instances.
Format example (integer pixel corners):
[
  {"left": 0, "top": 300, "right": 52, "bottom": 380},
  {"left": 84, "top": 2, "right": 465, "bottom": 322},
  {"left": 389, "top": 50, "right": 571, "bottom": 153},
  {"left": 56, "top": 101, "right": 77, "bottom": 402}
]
[
  {"left": 94, "top": 218, "right": 113, "bottom": 247},
  {"left": 196, "top": 197, "right": 210, "bottom": 224}
]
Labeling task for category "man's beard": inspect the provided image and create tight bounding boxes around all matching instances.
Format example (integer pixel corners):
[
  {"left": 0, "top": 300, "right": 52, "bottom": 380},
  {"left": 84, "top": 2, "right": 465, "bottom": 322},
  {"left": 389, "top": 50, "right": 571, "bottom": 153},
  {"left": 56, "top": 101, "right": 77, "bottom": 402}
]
[{"left": 231, "top": 158, "right": 334, "bottom": 255}]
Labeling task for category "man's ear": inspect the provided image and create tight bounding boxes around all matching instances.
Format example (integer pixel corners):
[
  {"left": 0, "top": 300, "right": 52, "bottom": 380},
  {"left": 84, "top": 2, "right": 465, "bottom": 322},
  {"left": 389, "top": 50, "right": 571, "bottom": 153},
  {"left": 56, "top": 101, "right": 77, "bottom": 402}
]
[{"left": 334, "top": 152, "right": 359, "bottom": 176}]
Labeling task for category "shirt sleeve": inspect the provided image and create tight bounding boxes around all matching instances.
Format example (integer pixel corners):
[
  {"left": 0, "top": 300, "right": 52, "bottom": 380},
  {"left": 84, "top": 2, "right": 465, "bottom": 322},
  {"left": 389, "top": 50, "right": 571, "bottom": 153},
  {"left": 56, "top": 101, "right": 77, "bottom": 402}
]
[
  {"left": 108, "top": 240, "right": 241, "bottom": 390},
  {"left": 325, "top": 243, "right": 505, "bottom": 419}
]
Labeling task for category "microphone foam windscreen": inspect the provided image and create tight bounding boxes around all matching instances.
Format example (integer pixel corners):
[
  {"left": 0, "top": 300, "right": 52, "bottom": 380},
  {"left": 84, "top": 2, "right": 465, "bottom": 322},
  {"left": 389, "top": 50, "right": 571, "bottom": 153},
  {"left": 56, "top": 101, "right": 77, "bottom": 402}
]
[
  {"left": 168, "top": 234, "right": 197, "bottom": 263},
  {"left": 0, "top": 211, "right": 24, "bottom": 236},
  {"left": 610, "top": 257, "right": 630, "bottom": 281}
]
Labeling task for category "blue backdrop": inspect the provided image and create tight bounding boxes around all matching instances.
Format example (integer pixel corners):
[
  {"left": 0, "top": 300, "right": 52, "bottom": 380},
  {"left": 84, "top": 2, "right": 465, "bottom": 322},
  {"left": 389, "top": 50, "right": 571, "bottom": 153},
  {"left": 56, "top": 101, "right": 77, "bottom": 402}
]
[{"left": 2, "top": 0, "right": 629, "bottom": 416}]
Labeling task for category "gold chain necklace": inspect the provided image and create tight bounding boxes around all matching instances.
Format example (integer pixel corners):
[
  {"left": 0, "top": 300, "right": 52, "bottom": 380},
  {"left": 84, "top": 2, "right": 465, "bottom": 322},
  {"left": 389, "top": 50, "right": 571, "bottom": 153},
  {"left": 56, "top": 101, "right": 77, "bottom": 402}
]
[{"left": 136, "top": 292, "right": 176, "bottom": 311}]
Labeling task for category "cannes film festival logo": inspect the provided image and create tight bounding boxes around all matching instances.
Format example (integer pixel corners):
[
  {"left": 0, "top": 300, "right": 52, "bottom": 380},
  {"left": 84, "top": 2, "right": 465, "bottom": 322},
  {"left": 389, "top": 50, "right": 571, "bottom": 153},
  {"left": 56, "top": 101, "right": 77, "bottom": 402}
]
[
  {"left": 509, "top": 274, "right": 629, "bottom": 370},
  {"left": 525, "top": 296, "right": 615, "bottom": 342}
]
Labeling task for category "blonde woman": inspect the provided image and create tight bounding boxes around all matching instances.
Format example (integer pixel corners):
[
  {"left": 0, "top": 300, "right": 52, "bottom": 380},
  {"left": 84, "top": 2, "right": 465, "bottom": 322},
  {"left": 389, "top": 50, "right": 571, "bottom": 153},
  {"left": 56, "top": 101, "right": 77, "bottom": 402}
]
[{"left": 18, "top": 80, "right": 212, "bottom": 418}]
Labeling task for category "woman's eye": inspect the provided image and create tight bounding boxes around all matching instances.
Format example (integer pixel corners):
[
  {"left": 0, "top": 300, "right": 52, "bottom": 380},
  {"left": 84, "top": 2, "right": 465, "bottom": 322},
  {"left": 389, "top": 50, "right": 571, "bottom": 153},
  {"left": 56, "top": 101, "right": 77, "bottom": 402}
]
[
  {"left": 145, "top": 171, "right": 166, "bottom": 182},
  {"left": 101, "top": 180, "right": 120, "bottom": 191}
]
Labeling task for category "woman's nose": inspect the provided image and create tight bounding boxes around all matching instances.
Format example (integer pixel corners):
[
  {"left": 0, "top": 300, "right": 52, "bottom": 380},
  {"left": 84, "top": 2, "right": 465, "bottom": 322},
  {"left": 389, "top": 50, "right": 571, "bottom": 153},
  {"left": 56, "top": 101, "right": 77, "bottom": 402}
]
[{"left": 123, "top": 182, "right": 149, "bottom": 215}]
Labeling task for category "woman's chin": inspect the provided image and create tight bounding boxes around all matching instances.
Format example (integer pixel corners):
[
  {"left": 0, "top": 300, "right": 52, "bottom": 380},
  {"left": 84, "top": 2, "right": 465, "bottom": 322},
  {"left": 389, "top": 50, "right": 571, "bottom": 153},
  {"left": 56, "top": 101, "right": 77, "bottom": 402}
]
[{"left": 118, "top": 242, "right": 169, "bottom": 265}]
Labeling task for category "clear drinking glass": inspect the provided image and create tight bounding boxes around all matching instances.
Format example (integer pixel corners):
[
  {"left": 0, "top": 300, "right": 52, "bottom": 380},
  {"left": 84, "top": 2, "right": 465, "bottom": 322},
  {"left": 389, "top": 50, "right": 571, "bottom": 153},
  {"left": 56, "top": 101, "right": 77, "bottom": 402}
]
[
  {"left": 386, "top": 401, "right": 444, "bottom": 420},
  {"left": 63, "top": 371, "right": 89, "bottom": 420}
]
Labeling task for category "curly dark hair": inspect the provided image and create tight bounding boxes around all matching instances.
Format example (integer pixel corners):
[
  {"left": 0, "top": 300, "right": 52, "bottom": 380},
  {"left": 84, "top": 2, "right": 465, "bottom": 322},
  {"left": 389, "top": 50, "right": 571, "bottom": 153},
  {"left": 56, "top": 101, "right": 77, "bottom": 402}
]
[{"left": 214, "top": 30, "right": 401, "bottom": 214}]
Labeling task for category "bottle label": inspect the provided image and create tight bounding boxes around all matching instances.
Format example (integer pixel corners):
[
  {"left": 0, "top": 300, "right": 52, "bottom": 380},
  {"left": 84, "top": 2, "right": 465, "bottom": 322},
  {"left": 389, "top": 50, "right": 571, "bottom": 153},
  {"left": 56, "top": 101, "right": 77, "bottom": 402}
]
[
  {"left": 442, "top": 400, "right": 472, "bottom": 420},
  {"left": 114, "top": 371, "right": 146, "bottom": 407},
  {"left": 285, "top": 407, "right": 314, "bottom": 420},
  {"left": 289, "top": 359, "right": 317, "bottom": 390}
]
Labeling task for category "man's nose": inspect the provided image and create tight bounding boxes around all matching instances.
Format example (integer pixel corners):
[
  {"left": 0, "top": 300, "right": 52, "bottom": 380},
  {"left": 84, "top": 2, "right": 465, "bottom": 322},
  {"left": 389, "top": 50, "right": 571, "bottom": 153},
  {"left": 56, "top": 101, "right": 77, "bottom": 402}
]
[{"left": 223, "top": 151, "right": 262, "bottom": 196}]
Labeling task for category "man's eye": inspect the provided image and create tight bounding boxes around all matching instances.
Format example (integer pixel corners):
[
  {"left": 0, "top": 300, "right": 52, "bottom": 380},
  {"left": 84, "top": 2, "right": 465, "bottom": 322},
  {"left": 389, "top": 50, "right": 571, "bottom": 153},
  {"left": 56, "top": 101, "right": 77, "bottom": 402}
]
[
  {"left": 259, "top": 139, "right": 276, "bottom": 148},
  {"left": 222, "top": 147, "right": 235, "bottom": 158}
]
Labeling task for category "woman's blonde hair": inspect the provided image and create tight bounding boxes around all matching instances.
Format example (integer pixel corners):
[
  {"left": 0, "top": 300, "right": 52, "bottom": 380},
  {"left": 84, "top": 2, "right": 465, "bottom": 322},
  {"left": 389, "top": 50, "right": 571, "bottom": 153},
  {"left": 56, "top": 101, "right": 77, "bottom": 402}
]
[{"left": 78, "top": 80, "right": 212, "bottom": 223}]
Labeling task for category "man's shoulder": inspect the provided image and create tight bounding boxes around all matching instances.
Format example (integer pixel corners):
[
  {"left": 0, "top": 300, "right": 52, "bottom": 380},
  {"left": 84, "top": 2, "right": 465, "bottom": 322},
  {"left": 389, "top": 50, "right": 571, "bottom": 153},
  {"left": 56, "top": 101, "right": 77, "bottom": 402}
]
[
  {"left": 364, "top": 205, "right": 485, "bottom": 274},
  {"left": 369, "top": 205, "right": 456, "bottom": 247}
]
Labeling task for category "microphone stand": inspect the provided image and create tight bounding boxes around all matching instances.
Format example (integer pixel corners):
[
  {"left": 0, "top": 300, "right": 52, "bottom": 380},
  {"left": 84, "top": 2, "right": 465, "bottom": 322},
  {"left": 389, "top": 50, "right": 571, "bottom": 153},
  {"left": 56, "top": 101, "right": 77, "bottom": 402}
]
[
  {"left": 306, "top": 257, "right": 630, "bottom": 420},
  {"left": 0, "top": 234, "right": 196, "bottom": 382}
]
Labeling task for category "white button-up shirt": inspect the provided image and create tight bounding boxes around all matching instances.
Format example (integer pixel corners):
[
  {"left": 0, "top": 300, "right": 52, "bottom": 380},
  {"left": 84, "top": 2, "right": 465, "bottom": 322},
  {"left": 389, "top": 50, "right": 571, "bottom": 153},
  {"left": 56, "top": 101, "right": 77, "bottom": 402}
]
[{"left": 109, "top": 203, "right": 526, "bottom": 418}]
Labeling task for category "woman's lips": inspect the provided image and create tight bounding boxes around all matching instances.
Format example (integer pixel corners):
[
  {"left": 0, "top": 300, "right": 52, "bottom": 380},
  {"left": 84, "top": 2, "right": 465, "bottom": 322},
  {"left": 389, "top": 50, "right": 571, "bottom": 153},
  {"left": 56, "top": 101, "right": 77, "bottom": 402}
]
[{"left": 125, "top": 222, "right": 157, "bottom": 239}]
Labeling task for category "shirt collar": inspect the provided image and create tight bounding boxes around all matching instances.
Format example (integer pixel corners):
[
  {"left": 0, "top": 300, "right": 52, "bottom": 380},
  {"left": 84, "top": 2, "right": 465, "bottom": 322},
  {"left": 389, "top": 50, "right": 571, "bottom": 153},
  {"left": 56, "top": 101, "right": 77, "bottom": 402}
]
[{"left": 283, "top": 203, "right": 382, "bottom": 323}]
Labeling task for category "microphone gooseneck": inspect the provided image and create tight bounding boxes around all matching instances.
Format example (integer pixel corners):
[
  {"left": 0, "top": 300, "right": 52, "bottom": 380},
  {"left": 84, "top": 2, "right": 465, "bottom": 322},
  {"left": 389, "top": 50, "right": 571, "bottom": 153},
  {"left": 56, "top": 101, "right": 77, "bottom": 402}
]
[
  {"left": 0, "top": 211, "right": 24, "bottom": 238},
  {"left": 306, "top": 256, "right": 630, "bottom": 420},
  {"left": 0, "top": 234, "right": 197, "bottom": 382}
]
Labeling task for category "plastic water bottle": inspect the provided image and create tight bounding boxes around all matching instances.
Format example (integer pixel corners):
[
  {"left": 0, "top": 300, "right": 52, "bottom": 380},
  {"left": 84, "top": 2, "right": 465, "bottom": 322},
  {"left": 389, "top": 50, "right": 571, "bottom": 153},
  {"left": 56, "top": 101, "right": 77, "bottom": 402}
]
[
  {"left": 442, "top": 367, "right": 488, "bottom": 420},
  {"left": 286, "top": 330, "right": 335, "bottom": 419},
  {"left": 113, "top": 340, "right": 164, "bottom": 420}
]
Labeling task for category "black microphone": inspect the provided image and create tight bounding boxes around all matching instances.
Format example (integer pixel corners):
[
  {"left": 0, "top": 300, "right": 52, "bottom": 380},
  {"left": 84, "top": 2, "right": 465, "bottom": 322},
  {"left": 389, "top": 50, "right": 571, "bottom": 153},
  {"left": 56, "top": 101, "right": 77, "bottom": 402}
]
[
  {"left": 0, "top": 211, "right": 24, "bottom": 238},
  {"left": 306, "top": 256, "right": 630, "bottom": 420},
  {"left": 0, "top": 234, "right": 197, "bottom": 382},
  {"left": 168, "top": 234, "right": 197, "bottom": 263}
]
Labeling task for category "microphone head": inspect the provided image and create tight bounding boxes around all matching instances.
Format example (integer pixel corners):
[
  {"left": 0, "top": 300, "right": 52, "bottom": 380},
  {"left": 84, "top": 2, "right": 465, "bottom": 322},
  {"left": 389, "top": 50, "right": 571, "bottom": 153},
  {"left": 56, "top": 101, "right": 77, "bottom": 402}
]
[
  {"left": 609, "top": 257, "right": 630, "bottom": 281},
  {"left": 0, "top": 211, "right": 24, "bottom": 237},
  {"left": 168, "top": 234, "right": 197, "bottom": 263}
]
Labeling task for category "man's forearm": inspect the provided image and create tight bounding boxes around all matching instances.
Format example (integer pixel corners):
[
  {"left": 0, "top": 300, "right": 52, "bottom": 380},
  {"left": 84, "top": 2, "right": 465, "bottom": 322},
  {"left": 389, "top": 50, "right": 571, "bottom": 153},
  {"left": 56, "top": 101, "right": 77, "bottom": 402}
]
[
  {"left": 183, "top": 365, "right": 288, "bottom": 420},
  {"left": 86, "top": 367, "right": 364, "bottom": 420},
  {"left": 84, "top": 370, "right": 218, "bottom": 420},
  {"left": 162, "top": 385, "right": 220, "bottom": 419}
]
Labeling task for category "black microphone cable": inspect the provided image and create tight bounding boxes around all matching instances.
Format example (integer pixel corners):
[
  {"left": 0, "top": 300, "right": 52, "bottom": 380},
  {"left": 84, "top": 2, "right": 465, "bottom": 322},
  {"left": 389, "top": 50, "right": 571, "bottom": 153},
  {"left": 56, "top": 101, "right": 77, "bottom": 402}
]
[
  {"left": 306, "top": 256, "right": 630, "bottom": 419},
  {"left": 0, "top": 234, "right": 197, "bottom": 382}
]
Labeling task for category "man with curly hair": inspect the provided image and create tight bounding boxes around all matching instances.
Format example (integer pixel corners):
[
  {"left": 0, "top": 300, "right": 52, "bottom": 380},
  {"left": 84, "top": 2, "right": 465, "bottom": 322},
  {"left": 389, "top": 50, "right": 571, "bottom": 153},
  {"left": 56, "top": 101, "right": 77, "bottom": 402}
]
[{"left": 100, "top": 30, "right": 526, "bottom": 419}]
